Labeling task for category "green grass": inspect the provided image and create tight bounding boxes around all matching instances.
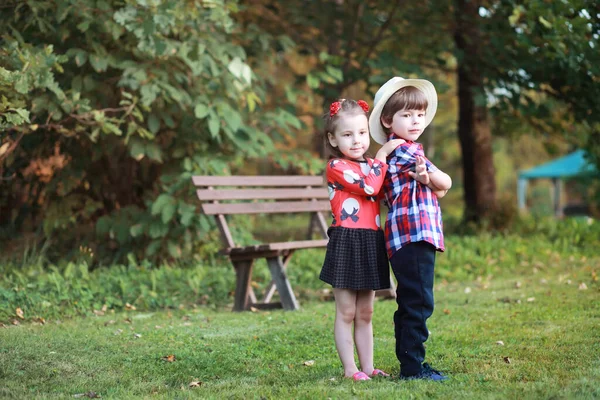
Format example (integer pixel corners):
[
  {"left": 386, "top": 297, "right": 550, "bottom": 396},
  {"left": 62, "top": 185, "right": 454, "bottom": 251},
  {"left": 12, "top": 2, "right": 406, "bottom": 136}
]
[{"left": 1, "top": 255, "right": 599, "bottom": 399}]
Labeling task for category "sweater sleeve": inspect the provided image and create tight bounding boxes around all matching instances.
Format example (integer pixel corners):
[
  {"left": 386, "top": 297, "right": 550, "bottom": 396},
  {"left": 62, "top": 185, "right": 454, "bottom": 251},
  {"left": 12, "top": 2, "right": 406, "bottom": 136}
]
[{"left": 326, "top": 158, "right": 388, "bottom": 196}]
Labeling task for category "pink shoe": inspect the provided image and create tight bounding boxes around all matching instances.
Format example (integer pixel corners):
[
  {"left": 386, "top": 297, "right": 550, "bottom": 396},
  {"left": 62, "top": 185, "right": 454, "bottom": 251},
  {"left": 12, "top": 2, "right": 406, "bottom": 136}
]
[
  {"left": 352, "top": 371, "right": 371, "bottom": 381},
  {"left": 371, "top": 368, "right": 390, "bottom": 377}
]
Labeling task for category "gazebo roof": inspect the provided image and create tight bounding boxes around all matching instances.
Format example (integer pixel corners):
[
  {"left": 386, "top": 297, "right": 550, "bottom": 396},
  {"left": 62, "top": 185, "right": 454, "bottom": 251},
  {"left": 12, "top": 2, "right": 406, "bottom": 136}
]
[{"left": 519, "top": 150, "right": 598, "bottom": 180}]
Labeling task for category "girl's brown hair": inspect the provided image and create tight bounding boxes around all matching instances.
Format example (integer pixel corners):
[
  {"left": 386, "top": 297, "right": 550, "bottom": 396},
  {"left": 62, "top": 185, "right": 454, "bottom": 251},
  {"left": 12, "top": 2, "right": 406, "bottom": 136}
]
[
  {"left": 380, "top": 86, "right": 428, "bottom": 133},
  {"left": 322, "top": 99, "right": 369, "bottom": 159}
]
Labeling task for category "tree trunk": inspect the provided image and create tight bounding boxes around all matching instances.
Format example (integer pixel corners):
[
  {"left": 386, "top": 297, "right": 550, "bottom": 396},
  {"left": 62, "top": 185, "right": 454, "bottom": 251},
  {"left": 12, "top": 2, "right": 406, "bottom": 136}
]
[{"left": 454, "top": 0, "right": 496, "bottom": 223}]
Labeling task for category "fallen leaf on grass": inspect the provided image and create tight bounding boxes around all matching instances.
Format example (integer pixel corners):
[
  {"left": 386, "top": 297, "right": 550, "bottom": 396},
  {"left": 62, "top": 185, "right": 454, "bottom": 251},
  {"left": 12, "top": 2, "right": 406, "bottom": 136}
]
[
  {"left": 464, "top": 287, "right": 471, "bottom": 294},
  {"left": 303, "top": 360, "right": 315, "bottom": 366},
  {"left": 104, "top": 320, "right": 116, "bottom": 326},
  {"left": 250, "top": 307, "right": 259, "bottom": 312},
  {"left": 514, "top": 282, "right": 522, "bottom": 289},
  {"left": 34, "top": 317, "right": 46, "bottom": 325},
  {"left": 15, "top": 308, "right": 24, "bottom": 319},
  {"left": 114, "top": 329, "right": 123, "bottom": 335},
  {"left": 73, "top": 391, "right": 101, "bottom": 398},
  {"left": 0, "top": 323, "right": 6, "bottom": 328},
  {"left": 579, "top": 283, "right": 588, "bottom": 290},
  {"left": 503, "top": 357, "right": 511, "bottom": 364},
  {"left": 161, "top": 355, "right": 176, "bottom": 362},
  {"left": 527, "top": 297, "right": 535, "bottom": 302},
  {"left": 11, "top": 319, "right": 20, "bottom": 326},
  {"left": 496, "top": 341, "right": 505, "bottom": 346},
  {"left": 125, "top": 303, "right": 136, "bottom": 311},
  {"left": 133, "top": 333, "right": 142, "bottom": 339},
  {"left": 189, "top": 381, "right": 202, "bottom": 388},
  {"left": 124, "top": 317, "right": 132, "bottom": 324},
  {"left": 443, "top": 309, "right": 451, "bottom": 315}
]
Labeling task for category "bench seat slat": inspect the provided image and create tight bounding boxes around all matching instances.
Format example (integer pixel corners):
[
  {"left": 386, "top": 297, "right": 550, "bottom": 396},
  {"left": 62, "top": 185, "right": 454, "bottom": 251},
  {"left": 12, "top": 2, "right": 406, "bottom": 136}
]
[
  {"left": 196, "top": 188, "right": 328, "bottom": 201},
  {"left": 192, "top": 175, "right": 324, "bottom": 187},
  {"left": 223, "top": 239, "right": 329, "bottom": 256},
  {"left": 202, "top": 200, "right": 331, "bottom": 215}
]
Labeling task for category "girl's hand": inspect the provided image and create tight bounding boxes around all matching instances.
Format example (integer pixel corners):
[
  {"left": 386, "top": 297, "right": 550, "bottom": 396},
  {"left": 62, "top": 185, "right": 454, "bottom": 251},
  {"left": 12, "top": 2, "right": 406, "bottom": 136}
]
[
  {"left": 375, "top": 139, "right": 405, "bottom": 162},
  {"left": 408, "top": 156, "right": 430, "bottom": 185}
]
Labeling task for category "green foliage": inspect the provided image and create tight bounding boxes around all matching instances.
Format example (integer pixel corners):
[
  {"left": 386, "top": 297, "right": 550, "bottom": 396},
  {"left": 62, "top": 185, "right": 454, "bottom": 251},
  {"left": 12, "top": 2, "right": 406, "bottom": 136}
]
[
  {"left": 0, "top": 259, "right": 235, "bottom": 323},
  {"left": 2, "top": 218, "right": 599, "bottom": 323},
  {"left": 1, "top": 0, "right": 599, "bottom": 262},
  {"left": 0, "top": 0, "right": 312, "bottom": 262},
  {"left": 481, "top": 1, "right": 599, "bottom": 148}
]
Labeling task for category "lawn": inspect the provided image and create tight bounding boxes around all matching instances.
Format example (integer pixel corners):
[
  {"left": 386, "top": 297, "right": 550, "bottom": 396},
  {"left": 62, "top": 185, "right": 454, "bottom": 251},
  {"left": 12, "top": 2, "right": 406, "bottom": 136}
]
[{"left": 1, "top": 254, "right": 599, "bottom": 399}]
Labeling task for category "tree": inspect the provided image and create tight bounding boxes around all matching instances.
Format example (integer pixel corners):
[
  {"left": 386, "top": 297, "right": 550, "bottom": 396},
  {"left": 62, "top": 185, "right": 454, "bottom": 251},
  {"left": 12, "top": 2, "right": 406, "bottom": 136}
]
[
  {"left": 0, "top": 0, "right": 304, "bottom": 262},
  {"left": 454, "top": 0, "right": 498, "bottom": 223},
  {"left": 452, "top": 0, "right": 600, "bottom": 223},
  {"left": 243, "top": 0, "right": 600, "bottom": 224},
  {"left": 238, "top": 0, "right": 454, "bottom": 153}
]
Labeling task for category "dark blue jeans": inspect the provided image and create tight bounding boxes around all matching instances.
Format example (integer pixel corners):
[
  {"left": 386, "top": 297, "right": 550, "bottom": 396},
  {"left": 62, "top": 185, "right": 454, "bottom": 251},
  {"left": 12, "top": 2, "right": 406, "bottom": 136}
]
[{"left": 389, "top": 241, "right": 436, "bottom": 377}]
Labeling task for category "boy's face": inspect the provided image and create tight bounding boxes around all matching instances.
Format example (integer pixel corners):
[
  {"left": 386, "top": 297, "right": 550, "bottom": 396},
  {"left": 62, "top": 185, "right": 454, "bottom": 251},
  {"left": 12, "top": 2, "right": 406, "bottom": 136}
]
[{"left": 381, "top": 109, "right": 426, "bottom": 142}]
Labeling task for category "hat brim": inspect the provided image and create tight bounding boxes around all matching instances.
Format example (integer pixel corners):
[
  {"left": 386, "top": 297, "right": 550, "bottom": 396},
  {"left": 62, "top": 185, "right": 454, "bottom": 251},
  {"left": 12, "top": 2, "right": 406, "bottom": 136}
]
[{"left": 368, "top": 79, "right": 437, "bottom": 145}]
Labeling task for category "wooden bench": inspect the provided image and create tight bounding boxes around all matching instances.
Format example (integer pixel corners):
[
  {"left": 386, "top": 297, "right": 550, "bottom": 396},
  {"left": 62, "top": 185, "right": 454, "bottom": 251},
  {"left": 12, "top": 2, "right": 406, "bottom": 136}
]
[
  {"left": 191, "top": 175, "right": 331, "bottom": 311},
  {"left": 192, "top": 175, "right": 397, "bottom": 312}
]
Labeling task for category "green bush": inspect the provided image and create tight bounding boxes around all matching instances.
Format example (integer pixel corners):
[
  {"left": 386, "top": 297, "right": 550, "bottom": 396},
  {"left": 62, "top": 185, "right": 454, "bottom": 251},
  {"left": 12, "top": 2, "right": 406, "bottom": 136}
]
[
  {"left": 0, "top": 259, "right": 234, "bottom": 323},
  {"left": 2, "top": 218, "right": 598, "bottom": 323}
]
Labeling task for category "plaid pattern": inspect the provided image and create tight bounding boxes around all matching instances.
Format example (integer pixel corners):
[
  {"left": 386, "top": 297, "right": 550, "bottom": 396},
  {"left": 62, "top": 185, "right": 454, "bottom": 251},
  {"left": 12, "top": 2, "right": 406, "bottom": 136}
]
[
  {"left": 383, "top": 134, "right": 445, "bottom": 258},
  {"left": 320, "top": 227, "right": 391, "bottom": 290}
]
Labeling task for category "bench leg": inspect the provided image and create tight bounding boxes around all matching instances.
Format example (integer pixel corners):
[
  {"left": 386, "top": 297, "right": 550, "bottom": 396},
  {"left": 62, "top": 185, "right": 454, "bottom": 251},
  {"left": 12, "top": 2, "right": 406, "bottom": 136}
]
[
  {"left": 266, "top": 256, "right": 299, "bottom": 311},
  {"left": 375, "top": 273, "right": 397, "bottom": 299},
  {"left": 232, "top": 260, "right": 254, "bottom": 312},
  {"left": 263, "top": 281, "right": 277, "bottom": 304},
  {"left": 263, "top": 253, "right": 292, "bottom": 303}
]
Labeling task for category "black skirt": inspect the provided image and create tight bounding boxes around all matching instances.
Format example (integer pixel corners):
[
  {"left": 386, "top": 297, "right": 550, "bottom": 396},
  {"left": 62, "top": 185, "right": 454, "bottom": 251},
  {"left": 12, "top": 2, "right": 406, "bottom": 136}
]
[{"left": 320, "top": 227, "right": 391, "bottom": 290}]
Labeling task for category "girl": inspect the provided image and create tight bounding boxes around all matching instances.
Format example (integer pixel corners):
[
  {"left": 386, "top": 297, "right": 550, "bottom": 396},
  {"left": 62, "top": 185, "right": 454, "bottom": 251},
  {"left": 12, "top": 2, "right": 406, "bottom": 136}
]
[{"left": 320, "top": 98, "right": 404, "bottom": 381}]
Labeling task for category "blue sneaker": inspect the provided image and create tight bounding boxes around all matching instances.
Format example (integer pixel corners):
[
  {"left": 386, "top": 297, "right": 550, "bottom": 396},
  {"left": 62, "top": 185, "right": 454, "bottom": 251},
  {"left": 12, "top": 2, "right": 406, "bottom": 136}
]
[{"left": 400, "top": 363, "right": 449, "bottom": 381}]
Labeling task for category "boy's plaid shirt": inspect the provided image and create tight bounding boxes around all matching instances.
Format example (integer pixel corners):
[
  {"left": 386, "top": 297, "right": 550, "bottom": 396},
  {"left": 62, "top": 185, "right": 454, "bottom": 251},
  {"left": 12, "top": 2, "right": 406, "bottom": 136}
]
[{"left": 382, "top": 135, "right": 445, "bottom": 258}]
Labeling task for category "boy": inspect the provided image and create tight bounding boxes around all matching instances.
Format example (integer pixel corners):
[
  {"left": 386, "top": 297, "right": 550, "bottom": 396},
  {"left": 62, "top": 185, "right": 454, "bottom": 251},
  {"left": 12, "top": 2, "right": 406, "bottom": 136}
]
[{"left": 369, "top": 77, "right": 452, "bottom": 381}]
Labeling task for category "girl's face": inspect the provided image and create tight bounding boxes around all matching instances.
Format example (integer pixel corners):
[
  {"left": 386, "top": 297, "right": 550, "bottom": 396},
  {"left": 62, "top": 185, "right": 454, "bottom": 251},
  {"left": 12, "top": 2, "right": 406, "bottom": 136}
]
[
  {"left": 382, "top": 109, "right": 426, "bottom": 141},
  {"left": 327, "top": 113, "right": 370, "bottom": 161}
]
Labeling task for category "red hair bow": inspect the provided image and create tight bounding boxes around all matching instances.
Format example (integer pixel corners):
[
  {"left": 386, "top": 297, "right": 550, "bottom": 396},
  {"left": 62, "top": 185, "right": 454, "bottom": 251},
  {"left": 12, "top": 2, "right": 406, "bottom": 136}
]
[
  {"left": 329, "top": 100, "right": 369, "bottom": 117},
  {"left": 330, "top": 102, "right": 342, "bottom": 117},
  {"left": 357, "top": 100, "right": 369, "bottom": 113}
]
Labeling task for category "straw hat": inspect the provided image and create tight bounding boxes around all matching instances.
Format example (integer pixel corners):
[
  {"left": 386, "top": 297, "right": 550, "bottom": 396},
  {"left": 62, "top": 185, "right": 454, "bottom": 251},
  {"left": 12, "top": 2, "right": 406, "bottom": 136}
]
[{"left": 368, "top": 77, "right": 438, "bottom": 145}]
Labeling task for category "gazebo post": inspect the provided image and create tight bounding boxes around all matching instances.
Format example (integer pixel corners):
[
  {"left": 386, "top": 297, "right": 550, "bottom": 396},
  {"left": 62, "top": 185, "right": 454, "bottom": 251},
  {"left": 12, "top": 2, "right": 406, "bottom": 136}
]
[
  {"left": 517, "top": 178, "right": 528, "bottom": 211},
  {"left": 552, "top": 178, "right": 563, "bottom": 217}
]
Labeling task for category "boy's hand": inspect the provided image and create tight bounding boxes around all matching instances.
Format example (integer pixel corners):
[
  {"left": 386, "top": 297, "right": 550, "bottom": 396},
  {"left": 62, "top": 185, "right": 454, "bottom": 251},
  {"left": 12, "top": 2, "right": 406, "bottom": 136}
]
[{"left": 408, "top": 156, "right": 430, "bottom": 185}]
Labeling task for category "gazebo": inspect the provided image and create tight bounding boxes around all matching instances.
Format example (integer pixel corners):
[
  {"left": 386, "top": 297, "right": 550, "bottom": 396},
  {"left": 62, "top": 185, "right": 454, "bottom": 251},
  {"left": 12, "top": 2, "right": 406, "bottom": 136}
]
[{"left": 517, "top": 150, "right": 598, "bottom": 217}]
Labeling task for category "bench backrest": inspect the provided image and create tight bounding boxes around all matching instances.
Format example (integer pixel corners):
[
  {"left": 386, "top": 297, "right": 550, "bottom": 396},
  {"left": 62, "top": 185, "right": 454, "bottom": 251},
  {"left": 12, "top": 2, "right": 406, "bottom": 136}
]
[{"left": 192, "top": 175, "right": 330, "bottom": 248}]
